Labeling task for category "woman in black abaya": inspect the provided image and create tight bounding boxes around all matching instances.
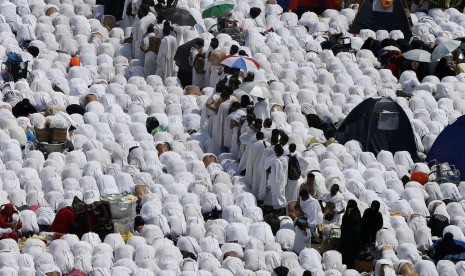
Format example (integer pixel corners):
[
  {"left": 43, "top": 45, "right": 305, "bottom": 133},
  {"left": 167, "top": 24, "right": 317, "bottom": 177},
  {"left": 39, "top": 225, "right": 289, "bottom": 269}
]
[{"left": 340, "top": 199, "right": 361, "bottom": 269}]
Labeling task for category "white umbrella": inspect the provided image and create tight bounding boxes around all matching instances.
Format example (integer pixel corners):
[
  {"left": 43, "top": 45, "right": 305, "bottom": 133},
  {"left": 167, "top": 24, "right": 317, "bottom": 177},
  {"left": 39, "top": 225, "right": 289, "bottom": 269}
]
[
  {"left": 404, "top": 49, "right": 431, "bottom": 63},
  {"left": 239, "top": 81, "right": 272, "bottom": 99},
  {"left": 431, "top": 39, "right": 461, "bottom": 61}
]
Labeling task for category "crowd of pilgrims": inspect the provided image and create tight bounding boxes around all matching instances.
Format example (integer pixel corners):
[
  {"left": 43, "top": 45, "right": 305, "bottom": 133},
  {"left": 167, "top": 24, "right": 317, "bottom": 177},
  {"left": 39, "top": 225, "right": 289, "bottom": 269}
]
[{"left": 2, "top": 0, "right": 465, "bottom": 274}]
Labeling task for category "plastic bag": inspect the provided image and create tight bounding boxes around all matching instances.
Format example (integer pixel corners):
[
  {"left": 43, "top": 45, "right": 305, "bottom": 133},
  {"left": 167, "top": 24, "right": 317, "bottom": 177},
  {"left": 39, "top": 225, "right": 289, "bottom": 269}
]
[{"left": 5, "top": 51, "right": 23, "bottom": 66}]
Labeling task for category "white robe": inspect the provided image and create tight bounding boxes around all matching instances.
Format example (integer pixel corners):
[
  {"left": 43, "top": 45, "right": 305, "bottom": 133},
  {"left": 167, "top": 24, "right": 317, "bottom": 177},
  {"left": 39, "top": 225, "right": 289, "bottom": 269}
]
[
  {"left": 300, "top": 197, "right": 323, "bottom": 226},
  {"left": 141, "top": 33, "right": 158, "bottom": 77},
  {"left": 191, "top": 47, "right": 206, "bottom": 88},
  {"left": 212, "top": 99, "right": 231, "bottom": 149},
  {"left": 258, "top": 147, "right": 276, "bottom": 201},
  {"left": 321, "top": 192, "right": 346, "bottom": 225},
  {"left": 267, "top": 156, "right": 288, "bottom": 209},
  {"left": 254, "top": 100, "right": 270, "bottom": 121},
  {"left": 244, "top": 139, "right": 269, "bottom": 197},
  {"left": 156, "top": 35, "right": 177, "bottom": 80}
]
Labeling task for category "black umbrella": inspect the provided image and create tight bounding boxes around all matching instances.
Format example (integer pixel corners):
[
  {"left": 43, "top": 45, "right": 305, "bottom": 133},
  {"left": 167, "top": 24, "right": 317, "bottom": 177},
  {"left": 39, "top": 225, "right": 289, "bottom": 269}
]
[{"left": 159, "top": 7, "right": 197, "bottom": 26}]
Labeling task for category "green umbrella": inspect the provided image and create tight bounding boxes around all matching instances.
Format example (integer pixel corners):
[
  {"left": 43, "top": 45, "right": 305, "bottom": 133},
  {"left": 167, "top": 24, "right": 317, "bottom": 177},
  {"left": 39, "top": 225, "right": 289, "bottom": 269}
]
[{"left": 202, "top": 1, "right": 235, "bottom": 18}]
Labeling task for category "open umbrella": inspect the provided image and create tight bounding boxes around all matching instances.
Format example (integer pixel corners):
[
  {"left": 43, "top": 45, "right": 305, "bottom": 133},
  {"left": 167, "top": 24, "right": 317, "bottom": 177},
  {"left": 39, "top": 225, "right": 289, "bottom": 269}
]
[
  {"left": 220, "top": 55, "right": 259, "bottom": 71},
  {"left": 431, "top": 39, "right": 461, "bottom": 61},
  {"left": 239, "top": 81, "right": 272, "bottom": 98},
  {"left": 202, "top": 1, "right": 235, "bottom": 18},
  {"left": 404, "top": 49, "right": 431, "bottom": 63},
  {"left": 159, "top": 8, "right": 197, "bottom": 26}
]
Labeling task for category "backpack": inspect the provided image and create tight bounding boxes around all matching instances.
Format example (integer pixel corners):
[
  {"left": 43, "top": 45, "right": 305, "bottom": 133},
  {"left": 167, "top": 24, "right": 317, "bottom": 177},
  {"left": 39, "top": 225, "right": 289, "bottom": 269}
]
[{"left": 288, "top": 154, "right": 301, "bottom": 180}]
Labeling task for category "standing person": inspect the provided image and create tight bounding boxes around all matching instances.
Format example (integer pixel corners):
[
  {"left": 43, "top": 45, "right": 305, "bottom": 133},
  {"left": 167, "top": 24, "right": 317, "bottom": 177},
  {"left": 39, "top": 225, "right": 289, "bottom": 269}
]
[
  {"left": 229, "top": 109, "right": 246, "bottom": 158},
  {"left": 254, "top": 97, "right": 270, "bottom": 121},
  {"left": 175, "top": 38, "right": 204, "bottom": 87},
  {"left": 265, "top": 144, "right": 288, "bottom": 215},
  {"left": 140, "top": 24, "right": 160, "bottom": 77},
  {"left": 258, "top": 135, "right": 279, "bottom": 204},
  {"left": 156, "top": 27, "right": 178, "bottom": 80},
  {"left": 340, "top": 199, "right": 362, "bottom": 269},
  {"left": 361, "top": 200, "right": 384, "bottom": 246},
  {"left": 190, "top": 38, "right": 206, "bottom": 88},
  {"left": 207, "top": 40, "right": 226, "bottom": 88},
  {"left": 286, "top": 143, "right": 301, "bottom": 203},
  {"left": 245, "top": 131, "right": 269, "bottom": 197},
  {"left": 132, "top": 4, "right": 155, "bottom": 61}
]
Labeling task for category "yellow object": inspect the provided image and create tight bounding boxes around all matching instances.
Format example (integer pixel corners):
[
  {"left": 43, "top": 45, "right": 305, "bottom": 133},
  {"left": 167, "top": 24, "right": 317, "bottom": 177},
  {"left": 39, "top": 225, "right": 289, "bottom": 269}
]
[
  {"left": 121, "top": 231, "right": 134, "bottom": 242},
  {"left": 124, "top": 195, "right": 136, "bottom": 201}
]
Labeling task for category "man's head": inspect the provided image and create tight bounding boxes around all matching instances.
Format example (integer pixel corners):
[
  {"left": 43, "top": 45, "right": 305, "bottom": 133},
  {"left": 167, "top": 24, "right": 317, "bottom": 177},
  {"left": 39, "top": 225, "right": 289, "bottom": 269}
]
[
  {"left": 246, "top": 114, "right": 256, "bottom": 126},
  {"left": 307, "top": 172, "right": 315, "bottom": 182},
  {"left": 270, "top": 135, "right": 279, "bottom": 146},
  {"left": 271, "top": 129, "right": 280, "bottom": 137},
  {"left": 210, "top": 38, "right": 219, "bottom": 49},
  {"left": 299, "top": 189, "right": 310, "bottom": 201},
  {"left": 162, "top": 26, "right": 171, "bottom": 36},
  {"left": 137, "top": 3, "right": 150, "bottom": 19},
  {"left": 263, "top": 118, "right": 272, "bottom": 128},
  {"left": 254, "top": 119, "right": 262, "bottom": 129},
  {"left": 289, "top": 143, "right": 296, "bottom": 153},
  {"left": 279, "top": 133, "right": 289, "bottom": 146},
  {"left": 274, "top": 144, "right": 284, "bottom": 157},
  {"left": 230, "top": 101, "right": 240, "bottom": 113},
  {"left": 195, "top": 38, "right": 205, "bottom": 50},
  {"left": 147, "top": 24, "right": 155, "bottom": 34},
  {"left": 230, "top": 45, "right": 239, "bottom": 55},
  {"left": 256, "top": 131, "right": 264, "bottom": 141},
  {"left": 330, "top": 184, "right": 339, "bottom": 196}
]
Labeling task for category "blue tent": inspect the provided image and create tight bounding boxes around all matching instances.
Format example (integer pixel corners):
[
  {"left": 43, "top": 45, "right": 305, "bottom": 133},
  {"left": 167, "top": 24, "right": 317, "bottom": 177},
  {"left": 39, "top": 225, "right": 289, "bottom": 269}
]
[{"left": 426, "top": 115, "right": 465, "bottom": 181}]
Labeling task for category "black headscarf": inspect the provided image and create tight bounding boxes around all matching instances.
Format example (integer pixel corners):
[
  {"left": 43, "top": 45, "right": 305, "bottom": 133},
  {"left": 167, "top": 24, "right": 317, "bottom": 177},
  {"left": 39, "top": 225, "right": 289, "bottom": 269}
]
[
  {"left": 27, "top": 46, "right": 40, "bottom": 58},
  {"left": 342, "top": 199, "right": 361, "bottom": 229},
  {"left": 146, "top": 117, "right": 160, "bottom": 133},
  {"left": 306, "top": 114, "right": 322, "bottom": 129},
  {"left": 250, "top": 7, "right": 261, "bottom": 19},
  {"left": 66, "top": 104, "right": 86, "bottom": 116},
  {"left": 12, "top": 99, "right": 37, "bottom": 118}
]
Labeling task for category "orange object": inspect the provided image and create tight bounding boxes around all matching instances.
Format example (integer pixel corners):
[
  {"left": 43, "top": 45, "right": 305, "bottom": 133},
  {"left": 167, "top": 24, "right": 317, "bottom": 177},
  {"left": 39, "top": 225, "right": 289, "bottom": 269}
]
[
  {"left": 70, "top": 56, "right": 80, "bottom": 67},
  {"left": 411, "top": 171, "right": 429, "bottom": 185}
]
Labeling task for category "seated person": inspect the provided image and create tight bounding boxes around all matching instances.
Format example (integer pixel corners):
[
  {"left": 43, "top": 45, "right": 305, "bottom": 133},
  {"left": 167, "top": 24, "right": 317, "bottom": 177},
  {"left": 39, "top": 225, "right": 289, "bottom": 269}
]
[
  {"left": 52, "top": 206, "right": 76, "bottom": 238},
  {"left": 0, "top": 204, "right": 22, "bottom": 241},
  {"left": 156, "top": 142, "right": 171, "bottom": 157},
  {"left": 203, "top": 154, "right": 217, "bottom": 168},
  {"left": 433, "top": 232, "right": 465, "bottom": 262},
  {"left": 319, "top": 184, "right": 346, "bottom": 225},
  {"left": 294, "top": 190, "right": 323, "bottom": 241}
]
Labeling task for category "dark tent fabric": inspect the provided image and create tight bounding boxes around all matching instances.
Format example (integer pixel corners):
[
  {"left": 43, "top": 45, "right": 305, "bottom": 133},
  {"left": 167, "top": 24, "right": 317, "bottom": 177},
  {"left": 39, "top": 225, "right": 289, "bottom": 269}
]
[
  {"left": 349, "top": 0, "right": 412, "bottom": 40},
  {"left": 336, "top": 97, "right": 418, "bottom": 158},
  {"left": 426, "top": 115, "right": 465, "bottom": 181}
]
